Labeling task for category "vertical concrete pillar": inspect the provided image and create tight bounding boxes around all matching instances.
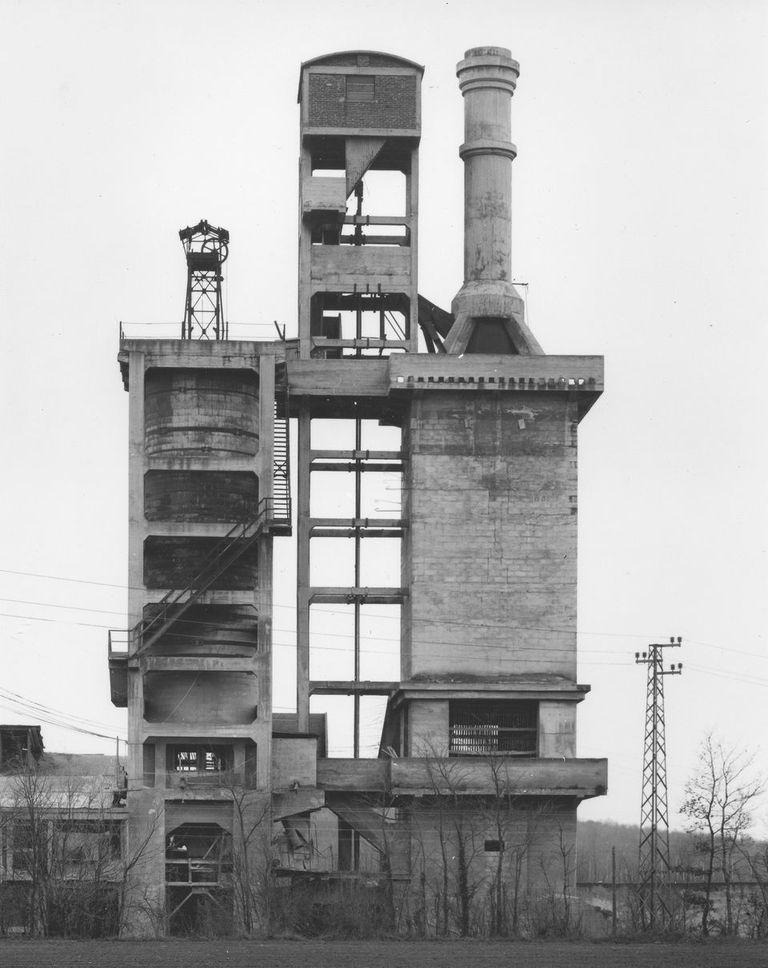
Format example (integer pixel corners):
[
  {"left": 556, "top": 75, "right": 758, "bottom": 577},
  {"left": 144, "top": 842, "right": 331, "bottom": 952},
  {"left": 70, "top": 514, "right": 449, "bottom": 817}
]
[
  {"left": 257, "top": 356, "right": 275, "bottom": 789},
  {"left": 127, "top": 350, "right": 146, "bottom": 789},
  {"left": 296, "top": 407, "right": 311, "bottom": 731}
]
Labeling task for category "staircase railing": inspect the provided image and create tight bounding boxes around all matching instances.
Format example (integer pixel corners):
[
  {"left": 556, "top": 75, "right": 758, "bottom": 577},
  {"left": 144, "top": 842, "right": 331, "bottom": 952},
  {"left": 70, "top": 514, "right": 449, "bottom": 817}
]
[
  {"left": 116, "top": 391, "right": 292, "bottom": 661},
  {"left": 130, "top": 496, "right": 284, "bottom": 658}
]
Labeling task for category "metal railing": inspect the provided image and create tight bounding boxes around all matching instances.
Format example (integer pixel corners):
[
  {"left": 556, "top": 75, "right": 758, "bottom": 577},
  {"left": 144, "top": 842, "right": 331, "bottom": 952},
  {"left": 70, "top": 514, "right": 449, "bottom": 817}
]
[
  {"left": 107, "top": 629, "right": 129, "bottom": 656},
  {"left": 272, "top": 397, "right": 291, "bottom": 526},
  {"left": 119, "top": 320, "right": 287, "bottom": 343},
  {"left": 130, "top": 499, "right": 277, "bottom": 657}
]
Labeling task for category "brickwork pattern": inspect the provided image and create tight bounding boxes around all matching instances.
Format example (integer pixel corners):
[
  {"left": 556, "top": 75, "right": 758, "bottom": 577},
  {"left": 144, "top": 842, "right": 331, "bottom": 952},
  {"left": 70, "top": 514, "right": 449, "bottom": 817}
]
[{"left": 307, "top": 74, "right": 417, "bottom": 129}]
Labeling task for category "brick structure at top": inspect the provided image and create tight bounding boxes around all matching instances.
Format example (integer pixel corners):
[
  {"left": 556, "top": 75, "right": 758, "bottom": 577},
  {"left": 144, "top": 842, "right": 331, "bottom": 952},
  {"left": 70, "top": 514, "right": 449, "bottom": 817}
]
[{"left": 307, "top": 74, "right": 418, "bottom": 130}]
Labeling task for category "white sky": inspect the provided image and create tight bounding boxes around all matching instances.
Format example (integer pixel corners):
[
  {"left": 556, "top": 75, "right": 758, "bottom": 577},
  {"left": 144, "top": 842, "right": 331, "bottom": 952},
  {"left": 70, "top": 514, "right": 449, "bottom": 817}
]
[{"left": 1, "top": 0, "right": 766, "bottom": 832}]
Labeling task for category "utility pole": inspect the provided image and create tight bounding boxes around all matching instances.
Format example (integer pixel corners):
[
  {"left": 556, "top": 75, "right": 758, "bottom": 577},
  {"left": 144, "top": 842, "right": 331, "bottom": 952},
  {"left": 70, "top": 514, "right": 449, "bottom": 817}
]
[{"left": 635, "top": 636, "right": 683, "bottom": 930}]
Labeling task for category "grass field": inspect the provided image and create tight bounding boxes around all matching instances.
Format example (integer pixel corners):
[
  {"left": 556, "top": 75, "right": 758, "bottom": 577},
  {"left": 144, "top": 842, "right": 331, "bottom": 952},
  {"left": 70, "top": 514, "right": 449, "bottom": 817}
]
[{"left": 1, "top": 939, "right": 767, "bottom": 968}]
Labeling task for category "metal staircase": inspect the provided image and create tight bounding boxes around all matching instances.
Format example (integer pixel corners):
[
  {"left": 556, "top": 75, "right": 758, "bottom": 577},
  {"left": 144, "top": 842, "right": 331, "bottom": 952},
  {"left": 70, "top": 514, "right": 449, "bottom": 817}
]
[
  {"left": 109, "top": 388, "right": 292, "bottom": 676},
  {"left": 131, "top": 497, "right": 285, "bottom": 658}
]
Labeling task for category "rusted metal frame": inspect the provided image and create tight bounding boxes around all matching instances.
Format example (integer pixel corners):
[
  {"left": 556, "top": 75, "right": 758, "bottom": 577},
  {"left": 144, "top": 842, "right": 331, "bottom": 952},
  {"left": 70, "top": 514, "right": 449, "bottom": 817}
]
[
  {"left": 343, "top": 215, "right": 408, "bottom": 226},
  {"left": 311, "top": 338, "right": 409, "bottom": 351},
  {"left": 310, "top": 588, "right": 405, "bottom": 604},
  {"left": 339, "top": 234, "right": 408, "bottom": 246},
  {"left": 311, "top": 461, "right": 403, "bottom": 473},
  {"left": 311, "top": 528, "right": 403, "bottom": 539},
  {"left": 310, "top": 681, "right": 398, "bottom": 696},
  {"left": 309, "top": 517, "right": 402, "bottom": 528},
  {"left": 310, "top": 449, "right": 402, "bottom": 460}
]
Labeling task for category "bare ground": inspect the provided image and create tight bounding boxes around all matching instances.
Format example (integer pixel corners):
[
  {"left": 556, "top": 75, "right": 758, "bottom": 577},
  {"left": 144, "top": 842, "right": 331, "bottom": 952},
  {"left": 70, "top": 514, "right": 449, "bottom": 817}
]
[{"left": 1, "top": 939, "right": 767, "bottom": 968}]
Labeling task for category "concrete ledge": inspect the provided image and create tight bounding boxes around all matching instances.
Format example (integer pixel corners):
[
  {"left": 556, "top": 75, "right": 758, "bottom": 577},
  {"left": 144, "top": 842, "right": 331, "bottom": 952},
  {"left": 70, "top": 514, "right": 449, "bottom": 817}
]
[{"left": 317, "top": 756, "right": 607, "bottom": 799}]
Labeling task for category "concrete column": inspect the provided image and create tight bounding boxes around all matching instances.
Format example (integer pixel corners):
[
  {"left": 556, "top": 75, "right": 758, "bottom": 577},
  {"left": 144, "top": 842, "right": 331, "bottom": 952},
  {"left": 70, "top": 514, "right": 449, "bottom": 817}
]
[
  {"left": 296, "top": 407, "right": 311, "bottom": 731},
  {"left": 127, "top": 350, "right": 146, "bottom": 789}
]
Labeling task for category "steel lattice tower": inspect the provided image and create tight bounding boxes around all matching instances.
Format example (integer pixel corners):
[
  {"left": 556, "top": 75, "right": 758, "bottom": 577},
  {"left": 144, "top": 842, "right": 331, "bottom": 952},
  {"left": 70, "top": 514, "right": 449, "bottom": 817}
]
[
  {"left": 635, "top": 637, "right": 683, "bottom": 929},
  {"left": 179, "top": 219, "right": 229, "bottom": 339}
]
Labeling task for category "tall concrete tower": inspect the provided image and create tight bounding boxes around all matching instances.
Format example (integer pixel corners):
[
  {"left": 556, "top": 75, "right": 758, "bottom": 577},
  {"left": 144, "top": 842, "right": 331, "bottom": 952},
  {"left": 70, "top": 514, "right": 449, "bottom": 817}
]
[{"left": 110, "top": 225, "right": 291, "bottom": 932}]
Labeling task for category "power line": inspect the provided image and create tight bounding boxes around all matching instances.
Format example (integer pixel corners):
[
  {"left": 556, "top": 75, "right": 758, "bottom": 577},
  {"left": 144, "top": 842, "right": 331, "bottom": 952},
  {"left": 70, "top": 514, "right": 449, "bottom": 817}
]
[
  {"left": 4, "top": 604, "right": 761, "bottom": 679},
  {"left": 0, "top": 564, "right": 708, "bottom": 643},
  {"left": 0, "top": 593, "right": 711, "bottom": 653},
  {"left": 0, "top": 686, "right": 118, "bottom": 732},
  {"left": 0, "top": 701, "right": 124, "bottom": 743}
]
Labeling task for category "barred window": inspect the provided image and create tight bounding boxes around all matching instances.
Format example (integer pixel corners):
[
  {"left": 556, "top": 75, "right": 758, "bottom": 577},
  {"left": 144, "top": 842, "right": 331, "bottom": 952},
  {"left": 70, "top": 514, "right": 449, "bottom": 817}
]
[
  {"left": 449, "top": 700, "right": 538, "bottom": 757},
  {"left": 171, "top": 746, "right": 229, "bottom": 773}
]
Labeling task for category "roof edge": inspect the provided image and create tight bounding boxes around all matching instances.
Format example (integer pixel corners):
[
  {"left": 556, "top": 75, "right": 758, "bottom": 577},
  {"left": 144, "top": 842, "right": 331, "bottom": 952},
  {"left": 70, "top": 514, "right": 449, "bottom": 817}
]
[{"left": 298, "top": 50, "right": 424, "bottom": 102}]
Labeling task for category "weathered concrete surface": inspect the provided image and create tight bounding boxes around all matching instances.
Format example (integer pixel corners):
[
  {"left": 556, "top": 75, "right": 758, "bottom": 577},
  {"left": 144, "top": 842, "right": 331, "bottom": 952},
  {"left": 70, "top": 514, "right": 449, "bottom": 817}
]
[
  {"left": 403, "top": 393, "right": 579, "bottom": 682},
  {"left": 316, "top": 758, "right": 607, "bottom": 798}
]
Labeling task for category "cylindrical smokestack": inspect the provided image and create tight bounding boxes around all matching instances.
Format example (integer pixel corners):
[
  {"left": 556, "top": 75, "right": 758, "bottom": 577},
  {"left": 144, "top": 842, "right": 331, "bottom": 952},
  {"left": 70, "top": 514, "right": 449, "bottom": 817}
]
[
  {"left": 458, "top": 46, "right": 518, "bottom": 285},
  {"left": 446, "top": 47, "right": 541, "bottom": 355}
]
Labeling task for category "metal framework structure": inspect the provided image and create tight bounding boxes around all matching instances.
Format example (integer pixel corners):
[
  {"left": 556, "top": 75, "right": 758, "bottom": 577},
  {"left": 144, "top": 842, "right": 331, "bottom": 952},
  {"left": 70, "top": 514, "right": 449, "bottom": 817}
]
[
  {"left": 179, "top": 219, "right": 229, "bottom": 340},
  {"left": 635, "top": 637, "right": 683, "bottom": 928}
]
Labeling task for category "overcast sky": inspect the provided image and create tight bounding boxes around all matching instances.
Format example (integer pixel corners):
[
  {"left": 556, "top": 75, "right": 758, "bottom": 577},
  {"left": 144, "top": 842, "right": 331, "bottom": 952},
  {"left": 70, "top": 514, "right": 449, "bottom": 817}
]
[{"left": 1, "top": 0, "right": 766, "bottom": 832}]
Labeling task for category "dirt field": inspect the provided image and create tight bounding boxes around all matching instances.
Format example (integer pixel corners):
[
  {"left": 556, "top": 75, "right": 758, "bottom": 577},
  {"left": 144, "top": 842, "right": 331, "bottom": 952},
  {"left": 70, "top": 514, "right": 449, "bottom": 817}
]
[{"left": 1, "top": 939, "right": 767, "bottom": 968}]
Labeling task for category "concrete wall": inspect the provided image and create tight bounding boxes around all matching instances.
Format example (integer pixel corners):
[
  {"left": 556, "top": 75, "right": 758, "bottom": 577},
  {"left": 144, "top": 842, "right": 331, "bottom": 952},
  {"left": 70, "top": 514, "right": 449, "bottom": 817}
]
[
  {"left": 144, "top": 470, "right": 258, "bottom": 522},
  {"left": 402, "top": 799, "right": 578, "bottom": 933},
  {"left": 142, "top": 603, "right": 258, "bottom": 656},
  {"left": 406, "top": 700, "right": 449, "bottom": 756},
  {"left": 271, "top": 737, "right": 318, "bottom": 789},
  {"left": 121, "top": 343, "right": 276, "bottom": 936},
  {"left": 143, "top": 671, "right": 259, "bottom": 725},
  {"left": 144, "top": 368, "right": 258, "bottom": 459},
  {"left": 403, "top": 392, "right": 578, "bottom": 680},
  {"left": 539, "top": 701, "right": 576, "bottom": 758},
  {"left": 405, "top": 697, "right": 577, "bottom": 759}
]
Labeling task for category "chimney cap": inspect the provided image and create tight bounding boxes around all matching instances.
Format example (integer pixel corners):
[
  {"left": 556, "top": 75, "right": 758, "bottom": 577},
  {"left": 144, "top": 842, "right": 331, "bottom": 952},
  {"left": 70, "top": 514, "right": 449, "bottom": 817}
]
[
  {"left": 464, "top": 45, "right": 513, "bottom": 59},
  {"left": 457, "top": 47, "right": 520, "bottom": 94}
]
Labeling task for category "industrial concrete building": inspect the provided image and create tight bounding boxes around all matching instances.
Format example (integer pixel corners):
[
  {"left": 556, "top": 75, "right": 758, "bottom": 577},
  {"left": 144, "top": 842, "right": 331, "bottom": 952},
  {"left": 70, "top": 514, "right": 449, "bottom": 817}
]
[{"left": 109, "top": 46, "right": 607, "bottom": 936}]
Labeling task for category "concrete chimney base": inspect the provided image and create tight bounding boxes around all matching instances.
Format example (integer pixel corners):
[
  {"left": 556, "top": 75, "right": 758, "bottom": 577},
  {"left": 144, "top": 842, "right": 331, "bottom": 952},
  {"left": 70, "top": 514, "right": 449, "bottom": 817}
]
[{"left": 445, "top": 281, "right": 543, "bottom": 354}]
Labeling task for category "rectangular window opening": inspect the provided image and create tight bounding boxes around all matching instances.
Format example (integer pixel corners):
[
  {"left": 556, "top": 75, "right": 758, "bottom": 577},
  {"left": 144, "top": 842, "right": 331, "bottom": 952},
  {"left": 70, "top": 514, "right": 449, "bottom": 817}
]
[
  {"left": 346, "top": 76, "right": 375, "bottom": 102},
  {"left": 171, "top": 746, "right": 230, "bottom": 774},
  {"left": 449, "top": 700, "right": 538, "bottom": 757}
]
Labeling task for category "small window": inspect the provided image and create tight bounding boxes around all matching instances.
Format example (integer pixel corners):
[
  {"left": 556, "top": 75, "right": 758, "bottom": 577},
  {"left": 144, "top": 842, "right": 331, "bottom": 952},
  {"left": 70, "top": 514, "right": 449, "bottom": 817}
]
[
  {"left": 172, "top": 746, "right": 229, "bottom": 774},
  {"left": 175, "top": 750, "right": 198, "bottom": 772},
  {"left": 346, "top": 76, "right": 375, "bottom": 102},
  {"left": 484, "top": 839, "right": 503, "bottom": 853}
]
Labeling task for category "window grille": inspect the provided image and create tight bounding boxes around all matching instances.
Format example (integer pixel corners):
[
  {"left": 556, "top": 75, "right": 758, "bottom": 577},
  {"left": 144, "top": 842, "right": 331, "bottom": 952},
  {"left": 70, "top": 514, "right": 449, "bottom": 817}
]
[
  {"left": 172, "top": 746, "right": 228, "bottom": 773},
  {"left": 449, "top": 700, "right": 538, "bottom": 756}
]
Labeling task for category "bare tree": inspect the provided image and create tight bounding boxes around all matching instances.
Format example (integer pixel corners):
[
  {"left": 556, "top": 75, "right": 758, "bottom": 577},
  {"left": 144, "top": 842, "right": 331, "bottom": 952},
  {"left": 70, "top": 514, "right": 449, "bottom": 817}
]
[
  {"left": 680, "top": 734, "right": 764, "bottom": 936},
  {"left": 1, "top": 766, "right": 164, "bottom": 938},
  {"left": 223, "top": 766, "right": 274, "bottom": 937}
]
